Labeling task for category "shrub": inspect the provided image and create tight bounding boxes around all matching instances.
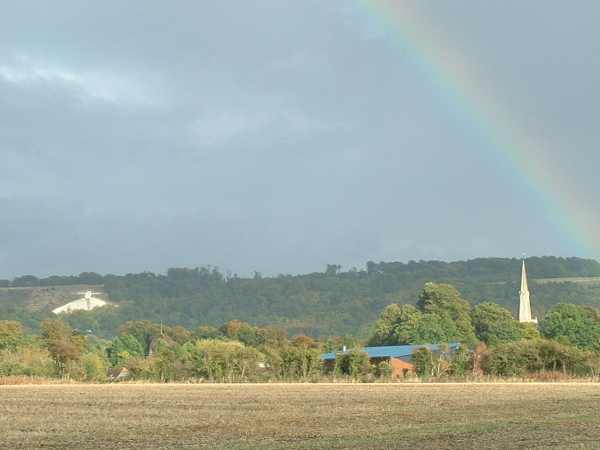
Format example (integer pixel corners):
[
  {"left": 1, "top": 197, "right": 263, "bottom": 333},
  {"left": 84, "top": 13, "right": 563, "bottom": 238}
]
[
  {"left": 0, "top": 321, "right": 24, "bottom": 351},
  {"left": 191, "top": 339, "right": 264, "bottom": 382},
  {"left": 449, "top": 346, "right": 471, "bottom": 377},
  {"left": 374, "top": 360, "right": 393, "bottom": 379},
  {"left": 335, "top": 350, "right": 370, "bottom": 379},
  {"left": 413, "top": 348, "right": 434, "bottom": 378},
  {"left": 0, "top": 347, "right": 54, "bottom": 377},
  {"left": 83, "top": 353, "right": 109, "bottom": 382},
  {"left": 482, "top": 339, "right": 600, "bottom": 377}
]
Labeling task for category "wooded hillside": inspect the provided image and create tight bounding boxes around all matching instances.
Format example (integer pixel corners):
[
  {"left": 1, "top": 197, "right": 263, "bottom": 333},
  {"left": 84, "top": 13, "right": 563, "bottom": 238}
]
[{"left": 2, "top": 257, "right": 600, "bottom": 338}]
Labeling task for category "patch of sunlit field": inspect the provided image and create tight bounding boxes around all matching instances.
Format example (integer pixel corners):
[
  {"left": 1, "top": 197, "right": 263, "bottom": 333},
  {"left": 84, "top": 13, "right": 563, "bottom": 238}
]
[{"left": 2, "top": 383, "right": 600, "bottom": 449}]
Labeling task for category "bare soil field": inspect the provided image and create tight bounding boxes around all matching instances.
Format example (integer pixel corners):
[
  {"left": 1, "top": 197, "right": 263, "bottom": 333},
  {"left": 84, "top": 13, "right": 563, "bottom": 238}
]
[{"left": 2, "top": 383, "right": 600, "bottom": 449}]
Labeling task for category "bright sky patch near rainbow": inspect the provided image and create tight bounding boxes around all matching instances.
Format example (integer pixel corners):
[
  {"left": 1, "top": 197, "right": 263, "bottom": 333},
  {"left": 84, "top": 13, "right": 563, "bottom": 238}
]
[{"left": 359, "top": 0, "right": 597, "bottom": 256}]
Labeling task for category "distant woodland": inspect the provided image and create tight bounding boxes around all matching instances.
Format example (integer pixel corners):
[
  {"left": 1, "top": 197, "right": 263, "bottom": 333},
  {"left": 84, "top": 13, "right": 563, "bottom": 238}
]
[
  {"left": 2, "top": 257, "right": 600, "bottom": 339},
  {"left": 3, "top": 280, "right": 600, "bottom": 382}
]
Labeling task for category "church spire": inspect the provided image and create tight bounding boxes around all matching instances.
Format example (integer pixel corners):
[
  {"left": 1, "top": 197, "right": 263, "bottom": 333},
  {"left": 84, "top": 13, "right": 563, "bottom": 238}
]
[
  {"left": 520, "top": 260, "right": 529, "bottom": 294},
  {"left": 519, "top": 260, "right": 537, "bottom": 324}
]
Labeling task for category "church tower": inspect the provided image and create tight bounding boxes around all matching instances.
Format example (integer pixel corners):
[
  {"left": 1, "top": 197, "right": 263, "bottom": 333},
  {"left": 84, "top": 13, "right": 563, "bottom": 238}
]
[{"left": 519, "top": 260, "right": 537, "bottom": 324}]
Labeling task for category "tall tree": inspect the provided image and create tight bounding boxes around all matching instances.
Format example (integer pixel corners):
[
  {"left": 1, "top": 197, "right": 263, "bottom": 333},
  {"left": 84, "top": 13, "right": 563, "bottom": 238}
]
[
  {"left": 416, "top": 283, "right": 477, "bottom": 344},
  {"left": 540, "top": 304, "right": 600, "bottom": 353},
  {"left": 369, "top": 304, "right": 422, "bottom": 345},
  {"left": 41, "top": 320, "right": 86, "bottom": 376},
  {"left": 471, "top": 302, "right": 523, "bottom": 346},
  {"left": 368, "top": 283, "right": 477, "bottom": 345},
  {"left": 106, "top": 334, "right": 145, "bottom": 366},
  {"left": 0, "top": 320, "right": 23, "bottom": 351}
]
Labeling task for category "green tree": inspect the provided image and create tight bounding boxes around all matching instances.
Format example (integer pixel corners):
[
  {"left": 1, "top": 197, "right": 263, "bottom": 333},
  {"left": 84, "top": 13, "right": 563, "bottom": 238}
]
[
  {"left": 471, "top": 302, "right": 522, "bottom": 346},
  {"left": 412, "top": 314, "right": 453, "bottom": 343},
  {"left": 153, "top": 339, "right": 181, "bottom": 382},
  {"left": 483, "top": 340, "right": 543, "bottom": 376},
  {"left": 82, "top": 352, "right": 108, "bottom": 381},
  {"left": 169, "top": 326, "right": 193, "bottom": 345},
  {"left": 520, "top": 322, "right": 541, "bottom": 340},
  {"left": 369, "top": 304, "right": 422, "bottom": 345},
  {"left": 0, "top": 320, "right": 24, "bottom": 351},
  {"left": 6, "top": 256, "right": 600, "bottom": 338},
  {"left": 280, "top": 345, "right": 322, "bottom": 380},
  {"left": 118, "top": 321, "right": 162, "bottom": 355},
  {"left": 106, "top": 334, "right": 145, "bottom": 366},
  {"left": 449, "top": 346, "right": 471, "bottom": 377},
  {"left": 195, "top": 325, "right": 223, "bottom": 340},
  {"left": 413, "top": 348, "right": 434, "bottom": 378},
  {"left": 417, "top": 283, "right": 477, "bottom": 345},
  {"left": 191, "top": 339, "right": 263, "bottom": 382},
  {"left": 258, "top": 345, "right": 283, "bottom": 378},
  {"left": 0, "top": 346, "right": 54, "bottom": 377},
  {"left": 221, "top": 320, "right": 264, "bottom": 347},
  {"left": 481, "top": 339, "right": 598, "bottom": 377},
  {"left": 540, "top": 304, "right": 600, "bottom": 352},
  {"left": 334, "top": 349, "right": 370, "bottom": 379},
  {"left": 369, "top": 283, "right": 477, "bottom": 346},
  {"left": 233, "top": 345, "right": 264, "bottom": 380}
]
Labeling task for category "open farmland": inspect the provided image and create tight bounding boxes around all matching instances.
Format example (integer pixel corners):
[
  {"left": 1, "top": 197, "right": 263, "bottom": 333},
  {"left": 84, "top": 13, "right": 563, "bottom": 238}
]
[{"left": 2, "top": 384, "right": 600, "bottom": 449}]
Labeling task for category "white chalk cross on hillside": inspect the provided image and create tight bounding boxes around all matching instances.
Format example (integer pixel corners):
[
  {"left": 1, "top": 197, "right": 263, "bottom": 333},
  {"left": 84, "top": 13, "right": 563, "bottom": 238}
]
[
  {"left": 78, "top": 290, "right": 102, "bottom": 310},
  {"left": 52, "top": 290, "right": 110, "bottom": 315}
]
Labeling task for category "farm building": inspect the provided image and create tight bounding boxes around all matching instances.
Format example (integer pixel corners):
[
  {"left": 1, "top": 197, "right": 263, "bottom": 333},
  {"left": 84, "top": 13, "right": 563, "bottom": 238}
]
[{"left": 321, "top": 343, "right": 461, "bottom": 378}]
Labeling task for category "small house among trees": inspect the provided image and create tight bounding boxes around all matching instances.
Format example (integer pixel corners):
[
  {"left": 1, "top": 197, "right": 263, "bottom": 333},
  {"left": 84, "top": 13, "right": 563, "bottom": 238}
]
[{"left": 321, "top": 343, "right": 461, "bottom": 378}]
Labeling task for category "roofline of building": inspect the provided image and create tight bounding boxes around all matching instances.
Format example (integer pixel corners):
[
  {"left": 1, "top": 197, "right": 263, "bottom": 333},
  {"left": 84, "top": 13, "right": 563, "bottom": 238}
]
[{"left": 320, "top": 343, "right": 461, "bottom": 361}]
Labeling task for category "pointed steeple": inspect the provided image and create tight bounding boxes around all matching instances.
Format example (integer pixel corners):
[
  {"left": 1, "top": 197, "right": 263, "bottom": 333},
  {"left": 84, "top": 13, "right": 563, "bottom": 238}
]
[
  {"left": 518, "top": 260, "right": 537, "bottom": 324},
  {"left": 520, "top": 260, "right": 529, "bottom": 294}
]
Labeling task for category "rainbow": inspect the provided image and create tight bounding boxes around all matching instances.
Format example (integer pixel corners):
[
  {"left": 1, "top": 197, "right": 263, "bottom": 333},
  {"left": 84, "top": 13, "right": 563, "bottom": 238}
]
[{"left": 359, "top": 0, "right": 594, "bottom": 255}]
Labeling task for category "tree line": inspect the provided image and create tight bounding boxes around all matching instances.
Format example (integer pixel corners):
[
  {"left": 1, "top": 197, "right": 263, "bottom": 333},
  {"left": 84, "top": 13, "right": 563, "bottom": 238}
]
[
  {"left": 369, "top": 282, "right": 600, "bottom": 378},
  {"left": 2, "top": 282, "right": 600, "bottom": 382},
  {"left": 2, "top": 257, "right": 600, "bottom": 338}
]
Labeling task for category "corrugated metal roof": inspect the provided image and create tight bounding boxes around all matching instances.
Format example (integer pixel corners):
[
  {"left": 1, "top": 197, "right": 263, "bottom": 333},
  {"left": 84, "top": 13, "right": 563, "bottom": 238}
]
[{"left": 320, "top": 343, "right": 460, "bottom": 361}]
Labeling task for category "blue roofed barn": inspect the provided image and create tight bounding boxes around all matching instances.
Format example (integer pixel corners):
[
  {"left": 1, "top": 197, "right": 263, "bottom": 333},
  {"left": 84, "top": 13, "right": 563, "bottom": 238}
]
[{"left": 321, "top": 343, "right": 461, "bottom": 378}]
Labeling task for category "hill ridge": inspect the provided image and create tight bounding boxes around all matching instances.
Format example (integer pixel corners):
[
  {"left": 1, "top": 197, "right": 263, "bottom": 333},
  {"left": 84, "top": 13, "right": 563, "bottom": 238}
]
[{"left": 2, "top": 257, "right": 600, "bottom": 338}]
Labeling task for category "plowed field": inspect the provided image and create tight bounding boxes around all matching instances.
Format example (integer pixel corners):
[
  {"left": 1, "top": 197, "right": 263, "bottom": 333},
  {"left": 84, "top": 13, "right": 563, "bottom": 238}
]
[{"left": 2, "top": 383, "right": 600, "bottom": 449}]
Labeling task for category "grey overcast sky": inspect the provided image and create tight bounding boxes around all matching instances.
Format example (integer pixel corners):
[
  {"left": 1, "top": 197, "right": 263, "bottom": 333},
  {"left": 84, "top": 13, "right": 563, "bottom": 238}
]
[{"left": 1, "top": 1, "right": 599, "bottom": 278}]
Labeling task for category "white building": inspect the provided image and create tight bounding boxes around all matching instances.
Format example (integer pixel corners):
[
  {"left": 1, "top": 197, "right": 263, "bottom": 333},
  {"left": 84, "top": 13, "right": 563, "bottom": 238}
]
[
  {"left": 519, "top": 260, "right": 538, "bottom": 324},
  {"left": 52, "top": 290, "right": 110, "bottom": 315}
]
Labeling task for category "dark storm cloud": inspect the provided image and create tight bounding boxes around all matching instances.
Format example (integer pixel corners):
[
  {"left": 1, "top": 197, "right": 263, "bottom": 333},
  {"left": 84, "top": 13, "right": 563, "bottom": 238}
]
[{"left": 1, "top": 1, "right": 599, "bottom": 277}]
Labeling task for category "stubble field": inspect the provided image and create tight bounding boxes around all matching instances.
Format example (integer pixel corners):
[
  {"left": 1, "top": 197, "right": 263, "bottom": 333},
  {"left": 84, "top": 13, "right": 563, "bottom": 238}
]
[{"left": 2, "top": 383, "right": 600, "bottom": 449}]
